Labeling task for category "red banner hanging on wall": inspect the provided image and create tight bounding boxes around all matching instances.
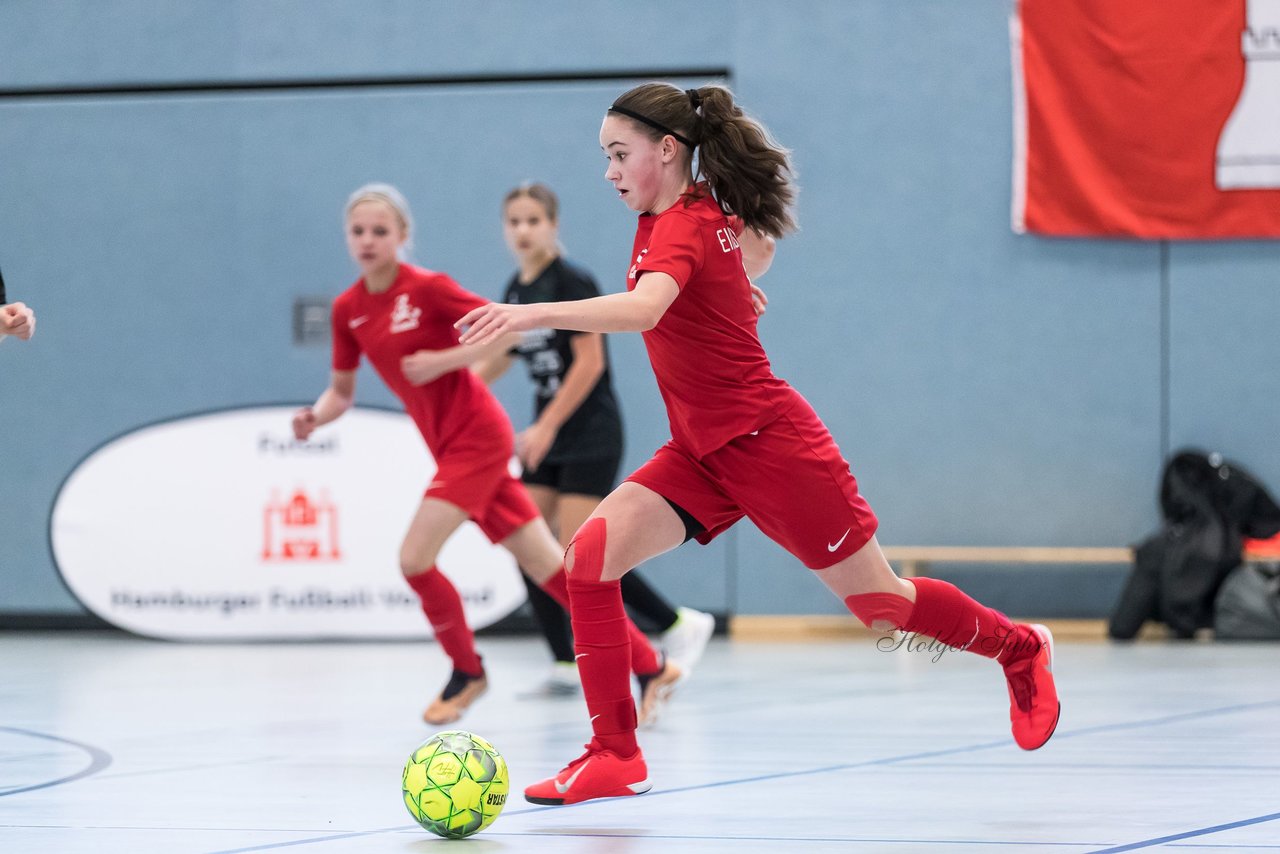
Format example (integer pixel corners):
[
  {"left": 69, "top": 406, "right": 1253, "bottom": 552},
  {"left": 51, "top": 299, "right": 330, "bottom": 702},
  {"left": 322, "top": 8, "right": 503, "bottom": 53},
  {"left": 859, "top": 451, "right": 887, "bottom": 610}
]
[{"left": 1011, "top": 0, "right": 1280, "bottom": 238}]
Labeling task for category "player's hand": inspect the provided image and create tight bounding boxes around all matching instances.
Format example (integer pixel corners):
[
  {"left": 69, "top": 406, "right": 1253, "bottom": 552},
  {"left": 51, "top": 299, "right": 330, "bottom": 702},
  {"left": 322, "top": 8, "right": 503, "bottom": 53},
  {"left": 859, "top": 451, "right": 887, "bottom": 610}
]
[
  {"left": 401, "top": 350, "right": 447, "bottom": 386},
  {"left": 750, "top": 284, "right": 768, "bottom": 317},
  {"left": 0, "top": 302, "right": 35, "bottom": 340},
  {"left": 516, "top": 421, "right": 556, "bottom": 472},
  {"left": 292, "top": 407, "right": 317, "bottom": 441},
  {"left": 456, "top": 303, "right": 537, "bottom": 346}
]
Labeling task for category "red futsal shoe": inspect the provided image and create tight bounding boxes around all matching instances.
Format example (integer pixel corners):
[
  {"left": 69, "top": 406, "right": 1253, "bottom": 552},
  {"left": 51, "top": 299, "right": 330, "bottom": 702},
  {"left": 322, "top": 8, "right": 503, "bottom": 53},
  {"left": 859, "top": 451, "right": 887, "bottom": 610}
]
[
  {"left": 1003, "top": 623, "right": 1060, "bottom": 750},
  {"left": 524, "top": 742, "right": 652, "bottom": 805}
]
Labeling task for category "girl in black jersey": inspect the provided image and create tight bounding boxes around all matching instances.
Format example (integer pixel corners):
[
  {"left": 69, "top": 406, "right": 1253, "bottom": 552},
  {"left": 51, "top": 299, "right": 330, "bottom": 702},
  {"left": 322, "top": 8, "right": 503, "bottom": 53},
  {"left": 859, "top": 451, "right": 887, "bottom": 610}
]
[{"left": 475, "top": 183, "right": 715, "bottom": 695}]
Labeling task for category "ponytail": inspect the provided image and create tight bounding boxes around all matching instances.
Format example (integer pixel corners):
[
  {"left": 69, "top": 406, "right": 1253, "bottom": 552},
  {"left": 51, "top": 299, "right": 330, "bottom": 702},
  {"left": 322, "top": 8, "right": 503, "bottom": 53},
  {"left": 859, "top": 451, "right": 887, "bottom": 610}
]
[{"left": 608, "top": 82, "right": 797, "bottom": 238}]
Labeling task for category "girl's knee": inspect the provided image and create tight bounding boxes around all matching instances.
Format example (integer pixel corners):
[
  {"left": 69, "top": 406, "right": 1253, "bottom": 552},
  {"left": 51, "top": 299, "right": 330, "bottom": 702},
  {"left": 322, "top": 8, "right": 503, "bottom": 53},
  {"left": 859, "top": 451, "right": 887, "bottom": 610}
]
[{"left": 565, "top": 517, "right": 607, "bottom": 581}]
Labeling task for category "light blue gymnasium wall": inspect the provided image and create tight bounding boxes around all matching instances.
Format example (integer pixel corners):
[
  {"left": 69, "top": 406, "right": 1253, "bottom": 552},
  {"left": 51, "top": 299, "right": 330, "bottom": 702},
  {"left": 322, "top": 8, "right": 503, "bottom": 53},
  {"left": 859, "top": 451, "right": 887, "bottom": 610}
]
[{"left": 1, "top": 1, "right": 1273, "bottom": 621}]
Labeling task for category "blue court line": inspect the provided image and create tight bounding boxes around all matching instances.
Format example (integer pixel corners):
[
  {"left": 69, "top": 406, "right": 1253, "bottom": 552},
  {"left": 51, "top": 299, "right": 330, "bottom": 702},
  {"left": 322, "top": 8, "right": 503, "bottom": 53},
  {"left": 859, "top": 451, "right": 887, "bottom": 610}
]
[
  {"left": 205, "top": 698, "right": 1279, "bottom": 854},
  {"left": 96, "top": 754, "right": 286, "bottom": 781},
  {"left": 212, "top": 827, "right": 1115, "bottom": 851},
  {"left": 1043, "top": 700, "right": 1279, "bottom": 741},
  {"left": 207, "top": 825, "right": 417, "bottom": 852},
  {"left": 1170, "top": 846, "right": 1280, "bottom": 850},
  {"left": 880, "top": 762, "right": 1280, "bottom": 772},
  {"left": 0, "top": 726, "right": 112, "bottom": 797},
  {"left": 1086, "top": 811, "right": 1280, "bottom": 854},
  {"left": 484, "top": 830, "right": 1113, "bottom": 847},
  {"left": 0, "top": 824, "right": 359, "bottom": 833}
]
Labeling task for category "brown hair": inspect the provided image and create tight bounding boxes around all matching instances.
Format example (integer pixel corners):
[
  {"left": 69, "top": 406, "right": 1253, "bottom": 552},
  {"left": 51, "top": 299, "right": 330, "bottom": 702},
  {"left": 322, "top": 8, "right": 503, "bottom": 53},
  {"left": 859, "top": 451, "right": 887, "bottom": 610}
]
[
  {"left": 608, "top": 82, "right": 796, "bottom": 238},
  {"left": 503, "top": 182, "right": 559, "bottom": 222}
]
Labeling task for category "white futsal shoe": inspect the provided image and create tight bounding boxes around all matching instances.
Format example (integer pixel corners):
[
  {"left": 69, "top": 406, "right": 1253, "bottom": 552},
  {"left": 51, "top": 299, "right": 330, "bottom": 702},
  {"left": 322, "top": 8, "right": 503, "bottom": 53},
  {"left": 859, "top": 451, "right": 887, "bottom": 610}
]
[{"left": 660, "top": 607, "right": 715, "bottom": 675}]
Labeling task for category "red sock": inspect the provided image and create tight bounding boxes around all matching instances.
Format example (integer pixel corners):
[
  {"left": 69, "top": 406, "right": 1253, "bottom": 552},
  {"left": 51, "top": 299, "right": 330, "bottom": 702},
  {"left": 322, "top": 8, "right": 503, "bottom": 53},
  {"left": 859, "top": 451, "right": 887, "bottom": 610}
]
[
  {"left": 568, "top": 574, "right": 638, "bottom": 756},
  {"left": 542, "top": 568, "right": 660, "bottom": 676},
  {"left": 901, "top": 577, "right": 1038, "bottom": 665},
  {"left": 405, "top": 567, "right": 483, "bottom": 676}
]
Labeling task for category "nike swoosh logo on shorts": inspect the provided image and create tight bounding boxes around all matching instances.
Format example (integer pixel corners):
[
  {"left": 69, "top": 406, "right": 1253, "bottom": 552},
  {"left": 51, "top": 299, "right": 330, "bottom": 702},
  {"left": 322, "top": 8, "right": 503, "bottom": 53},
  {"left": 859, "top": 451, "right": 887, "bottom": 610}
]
[
  {"left": 828, "top": 528, "right": 851, "bottom": 552},
  {"left": 575, "top": 653, "right": 588, "bottom": 660},
  {"left": 555, "top": 759, "right": 592, "bottom": 793},
  {"left": 348, "top": 316, "right": 369, "bottom": 328}
]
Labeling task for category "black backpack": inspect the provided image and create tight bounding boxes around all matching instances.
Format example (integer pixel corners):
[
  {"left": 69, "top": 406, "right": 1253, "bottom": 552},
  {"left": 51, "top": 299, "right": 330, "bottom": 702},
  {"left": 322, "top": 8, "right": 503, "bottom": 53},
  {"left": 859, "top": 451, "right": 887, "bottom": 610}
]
[
  {"left": 1215, "top": 560, "right": 1280, "bottom": 639},
  {"left": 1109, "top": 450, "right": 1280, "bottom": 640}
]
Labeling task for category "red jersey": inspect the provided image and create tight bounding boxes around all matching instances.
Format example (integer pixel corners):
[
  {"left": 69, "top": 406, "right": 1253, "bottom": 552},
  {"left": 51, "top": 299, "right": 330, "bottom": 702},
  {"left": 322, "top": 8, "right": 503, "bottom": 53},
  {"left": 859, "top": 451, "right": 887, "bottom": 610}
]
[
  {"left": 330, "top": 263, "right": 512, "bottom": 453},
  {"left": 629, "top": 192, "right": 792, "bottom": 459}
]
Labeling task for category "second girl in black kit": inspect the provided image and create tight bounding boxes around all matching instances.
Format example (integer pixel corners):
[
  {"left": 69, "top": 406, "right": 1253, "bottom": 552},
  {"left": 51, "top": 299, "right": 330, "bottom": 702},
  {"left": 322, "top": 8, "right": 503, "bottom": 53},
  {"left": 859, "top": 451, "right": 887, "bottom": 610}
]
[{"left": 475, "top": 183, "right": 715, "bottom": 698}]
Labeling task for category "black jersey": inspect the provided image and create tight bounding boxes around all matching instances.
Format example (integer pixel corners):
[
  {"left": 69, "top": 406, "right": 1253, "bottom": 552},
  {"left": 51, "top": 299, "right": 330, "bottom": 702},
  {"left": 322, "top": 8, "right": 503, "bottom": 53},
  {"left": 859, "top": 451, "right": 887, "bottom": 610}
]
[{"left": 503, "top": 257, "right": 624, "bottom": 463}]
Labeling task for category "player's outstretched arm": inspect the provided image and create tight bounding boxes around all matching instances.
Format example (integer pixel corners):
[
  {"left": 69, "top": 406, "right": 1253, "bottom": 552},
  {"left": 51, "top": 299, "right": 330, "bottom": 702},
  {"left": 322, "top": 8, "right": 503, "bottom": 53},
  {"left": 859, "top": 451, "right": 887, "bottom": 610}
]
[
  {"left": 0, "top": 302, "right": 36, "bottom": 341},
  {"left": 401, "top": 333, "right": 519, "bottom": 386},
  {"left": 472, "top": 351, "right": 514, "bottom": 385},
  {"left": 456, "top": 274, "right": 679, "bottom": 345},
  {"left": 293, "top": 370, "right": 356, "bottom": 440}
]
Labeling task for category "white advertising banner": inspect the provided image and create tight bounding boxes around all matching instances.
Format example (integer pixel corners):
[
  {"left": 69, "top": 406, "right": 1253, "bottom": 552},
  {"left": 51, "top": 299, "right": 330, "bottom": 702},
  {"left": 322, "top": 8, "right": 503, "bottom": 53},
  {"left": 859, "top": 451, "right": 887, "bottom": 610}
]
[{"left": 50, "top": 406, "right": 527, "bottom": 640}]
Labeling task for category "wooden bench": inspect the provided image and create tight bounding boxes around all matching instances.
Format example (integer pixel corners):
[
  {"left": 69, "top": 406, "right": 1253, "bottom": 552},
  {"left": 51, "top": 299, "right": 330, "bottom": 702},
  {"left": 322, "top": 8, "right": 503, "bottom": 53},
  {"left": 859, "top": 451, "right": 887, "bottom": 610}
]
[
  {"left": 882, "top": 544, "right": 1277, "bottom": 576},
  {"left": 881, "top": 546, "right": 1135, "bottom": 578}
]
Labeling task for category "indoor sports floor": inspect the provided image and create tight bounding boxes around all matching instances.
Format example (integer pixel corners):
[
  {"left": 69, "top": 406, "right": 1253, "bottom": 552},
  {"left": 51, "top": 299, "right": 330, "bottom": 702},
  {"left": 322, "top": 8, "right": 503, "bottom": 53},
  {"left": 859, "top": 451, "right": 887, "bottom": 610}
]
[{"left": 2, "top": 631, "right": 1278, "bottom": 853}]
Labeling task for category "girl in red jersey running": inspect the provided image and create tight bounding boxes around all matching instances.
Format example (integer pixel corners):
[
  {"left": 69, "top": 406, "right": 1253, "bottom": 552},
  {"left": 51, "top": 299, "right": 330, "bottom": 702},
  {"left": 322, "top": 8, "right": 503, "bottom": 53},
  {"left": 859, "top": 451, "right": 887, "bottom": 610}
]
[
  {"left": 294, "top": 183, "right": 679, "bottom": 727},
  {"left": 458, "top": 84, "right": 1060, "bottom": 805}
]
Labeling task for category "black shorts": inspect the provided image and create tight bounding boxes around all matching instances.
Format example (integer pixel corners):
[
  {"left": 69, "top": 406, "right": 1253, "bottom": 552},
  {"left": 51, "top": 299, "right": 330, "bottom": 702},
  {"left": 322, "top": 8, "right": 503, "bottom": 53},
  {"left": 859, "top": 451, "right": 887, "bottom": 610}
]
[{"left": 521, "top": 455, "right": 621, "bottom": 499}]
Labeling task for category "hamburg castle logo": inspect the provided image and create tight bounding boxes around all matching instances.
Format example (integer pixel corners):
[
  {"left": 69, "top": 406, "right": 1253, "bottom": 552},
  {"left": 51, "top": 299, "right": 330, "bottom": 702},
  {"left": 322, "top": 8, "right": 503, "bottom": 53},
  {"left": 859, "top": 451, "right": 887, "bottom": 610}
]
[
  {"left": 262, "top": 488, "right": 341, "bottom": 561},
  {"left": 390, "top": 293, "right": 422, "bottom": 334}
]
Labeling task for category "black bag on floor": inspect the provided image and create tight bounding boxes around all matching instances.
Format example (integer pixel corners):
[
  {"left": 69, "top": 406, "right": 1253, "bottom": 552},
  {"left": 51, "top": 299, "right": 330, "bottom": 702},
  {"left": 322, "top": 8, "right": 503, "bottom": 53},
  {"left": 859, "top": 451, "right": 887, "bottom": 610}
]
[
  {"left": 1109, "top": 450, "right": 1280, "bottom": 640},
  {"left": 1215, "top": 562, "right": 1280, "bottom": 639}
]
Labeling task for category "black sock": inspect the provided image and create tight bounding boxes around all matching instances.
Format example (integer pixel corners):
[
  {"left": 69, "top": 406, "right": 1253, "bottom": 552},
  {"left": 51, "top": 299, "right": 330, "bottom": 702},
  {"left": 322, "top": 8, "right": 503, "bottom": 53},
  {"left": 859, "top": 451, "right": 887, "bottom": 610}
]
[
  {"left": 620, "top": 571, "right": 679, "bottom": 633},
  {"left": 521, "top": 573, "right": 575, "bottom": 663}
]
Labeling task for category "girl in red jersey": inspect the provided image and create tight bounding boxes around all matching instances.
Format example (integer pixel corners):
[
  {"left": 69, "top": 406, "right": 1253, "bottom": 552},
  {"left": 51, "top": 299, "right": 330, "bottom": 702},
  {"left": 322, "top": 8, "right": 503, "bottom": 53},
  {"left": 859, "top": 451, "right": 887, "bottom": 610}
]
[
  {"left": 458, "top": 84, "right": 1061, "bottom": 805},
  {"left": 476, "top": 182, "right": 717, "bottom": 696},
  {"left": 294, "top": 183, "right": 679, "bottom": 727}
]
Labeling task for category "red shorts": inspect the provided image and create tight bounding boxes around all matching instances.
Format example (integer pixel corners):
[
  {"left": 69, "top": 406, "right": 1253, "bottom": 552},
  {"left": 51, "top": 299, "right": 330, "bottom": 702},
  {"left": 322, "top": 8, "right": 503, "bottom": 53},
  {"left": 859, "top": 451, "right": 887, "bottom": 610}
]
[
  {"left": 626, "top": 395, "right": 878, "bottom": 569},
  {"left": 425, "top": 444, "right": 539, "bottom": 544}
]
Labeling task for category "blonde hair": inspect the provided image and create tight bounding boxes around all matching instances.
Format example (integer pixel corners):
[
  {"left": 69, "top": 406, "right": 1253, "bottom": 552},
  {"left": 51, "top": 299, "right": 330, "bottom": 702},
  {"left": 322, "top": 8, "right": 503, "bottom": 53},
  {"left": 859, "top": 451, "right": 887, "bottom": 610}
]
[{"left": 345, "top": 183, "right": 415, "bottom": 260}]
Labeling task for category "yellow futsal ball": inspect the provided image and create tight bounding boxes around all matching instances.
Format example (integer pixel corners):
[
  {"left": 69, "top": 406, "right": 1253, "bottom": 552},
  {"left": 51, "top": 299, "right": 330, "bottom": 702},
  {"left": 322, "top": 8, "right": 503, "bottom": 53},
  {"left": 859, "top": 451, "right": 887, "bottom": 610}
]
[{"left": 402, "top": 730, "right": 509, "bottom": 839}]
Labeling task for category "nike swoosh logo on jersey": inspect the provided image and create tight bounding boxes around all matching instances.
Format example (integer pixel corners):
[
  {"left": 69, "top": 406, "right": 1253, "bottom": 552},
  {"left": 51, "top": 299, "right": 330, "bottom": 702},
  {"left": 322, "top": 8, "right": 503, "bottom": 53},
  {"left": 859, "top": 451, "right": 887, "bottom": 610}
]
[
  {"left": 827, "top": 528, "right": 851, "bottom": 552},
  {"left": 555, "top": 759, "right": 592, "bottom": 794},
  {"left": 348, "top": 316, "right": 369, "bottom": 329}
]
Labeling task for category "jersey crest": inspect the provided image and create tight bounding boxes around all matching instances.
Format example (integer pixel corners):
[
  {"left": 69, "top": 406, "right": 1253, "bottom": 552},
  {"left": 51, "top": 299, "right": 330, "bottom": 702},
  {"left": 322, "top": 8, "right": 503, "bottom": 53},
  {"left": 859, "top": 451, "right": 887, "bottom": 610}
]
[{"left": 389, "top": 293, "right": 422, "bottom": 333}]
